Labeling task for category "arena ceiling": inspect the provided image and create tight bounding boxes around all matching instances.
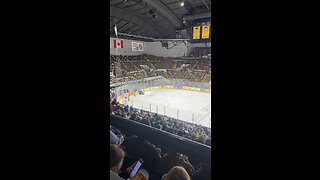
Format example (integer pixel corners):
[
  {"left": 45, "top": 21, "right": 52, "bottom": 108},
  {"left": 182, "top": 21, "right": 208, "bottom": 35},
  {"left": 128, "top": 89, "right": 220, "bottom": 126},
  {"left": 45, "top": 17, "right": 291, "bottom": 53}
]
[{"left": 110, "top": 0, "right": 211, "bottom": 39}]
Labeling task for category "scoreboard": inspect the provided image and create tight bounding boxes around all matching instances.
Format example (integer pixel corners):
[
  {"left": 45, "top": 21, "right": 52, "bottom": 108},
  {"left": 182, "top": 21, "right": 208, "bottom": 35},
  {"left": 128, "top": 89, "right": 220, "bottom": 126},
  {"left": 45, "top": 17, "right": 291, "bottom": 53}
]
[{"left": 192, "top": 18, "right": 211, "bottom": 43}]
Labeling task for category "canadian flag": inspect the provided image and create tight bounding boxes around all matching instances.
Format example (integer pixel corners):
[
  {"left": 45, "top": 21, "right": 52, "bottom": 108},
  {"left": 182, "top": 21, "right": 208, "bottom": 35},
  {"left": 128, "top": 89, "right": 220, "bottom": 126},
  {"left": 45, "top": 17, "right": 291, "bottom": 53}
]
[{"left": 113, "top": 39, "right": 124, "bottom": 48}]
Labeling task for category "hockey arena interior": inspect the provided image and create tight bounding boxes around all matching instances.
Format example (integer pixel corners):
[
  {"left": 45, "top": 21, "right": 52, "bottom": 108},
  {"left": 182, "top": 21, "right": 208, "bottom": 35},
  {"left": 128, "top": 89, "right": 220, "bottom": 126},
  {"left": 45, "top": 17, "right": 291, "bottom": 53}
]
[{"left": 109, "top": 1, "right": 212, "bottom": 180}]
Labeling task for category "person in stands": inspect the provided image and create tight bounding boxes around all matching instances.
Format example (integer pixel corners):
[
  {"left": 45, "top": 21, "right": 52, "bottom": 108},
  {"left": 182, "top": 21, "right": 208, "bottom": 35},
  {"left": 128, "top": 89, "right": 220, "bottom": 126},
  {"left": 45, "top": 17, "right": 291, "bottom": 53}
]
[
  {"left": 110, "top": 130, "right": 124, "bottom": 145},
  {"left": 110, "top": 144, "right": 126, "bottom": 174},
  {"left": 110, "top": 100, "right": 113, "bottom": 114},
  {"left": 161, "top": 166, "right": 191, "bottom": 180},
  {"left": 110, "top": 144, "right": 144, "bottom": 180}
]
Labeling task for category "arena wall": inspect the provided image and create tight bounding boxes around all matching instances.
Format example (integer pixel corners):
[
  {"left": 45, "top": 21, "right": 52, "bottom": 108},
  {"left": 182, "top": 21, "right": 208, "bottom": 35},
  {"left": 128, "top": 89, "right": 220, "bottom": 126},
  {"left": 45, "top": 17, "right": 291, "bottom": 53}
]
[
  {"left": 110, "top": 38, "right": 188, "bottom": 57},
  {"left": 113, "top": 76, "right": 211, "bottom": 105},
  {"left": 117, "top": 85, "right": 210, "bottom": 104},
  {"left": 117, "top": 87, "right": 210, "bottom": 107}
]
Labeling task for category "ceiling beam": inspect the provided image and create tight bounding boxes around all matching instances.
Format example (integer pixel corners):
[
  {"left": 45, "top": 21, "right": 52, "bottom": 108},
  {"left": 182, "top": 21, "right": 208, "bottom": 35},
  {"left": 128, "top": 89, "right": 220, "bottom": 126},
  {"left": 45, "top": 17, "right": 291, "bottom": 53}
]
[
  {"left": 131, "top": 27, "right": 144, "bottom": 34},
  {"left": 121, "top": 24, "right": 137, "bottom": 33},
  {"left": 111, "top": 6, "right": 166, "bottom": 37},
  {"left": 183, "top": 12, "right": 211, "bottom": 21},
  {"left": 202, "top": 0, "right": 210, "bottom": 10},
  {"left": 117, "top": 22, "right": 129, "bottom": 31},
  {"left": 141, "top": 0, "right": 184, "bottom": 29},
  {"left": 110, "top": 6, "right": 174, "bottom": 38}
]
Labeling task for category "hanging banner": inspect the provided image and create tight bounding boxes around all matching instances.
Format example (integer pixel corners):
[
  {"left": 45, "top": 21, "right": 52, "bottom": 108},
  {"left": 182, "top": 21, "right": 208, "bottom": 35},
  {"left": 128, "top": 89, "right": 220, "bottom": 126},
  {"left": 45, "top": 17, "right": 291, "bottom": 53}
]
[
  {"left": 132, "top": 42, "right": 144, "bottom": 51},
  {"left": 202, "top": 25, "right": 210, "bottom": 39},
  {"left": 193, "top": 26, "right": 200, "bottom": 39}
]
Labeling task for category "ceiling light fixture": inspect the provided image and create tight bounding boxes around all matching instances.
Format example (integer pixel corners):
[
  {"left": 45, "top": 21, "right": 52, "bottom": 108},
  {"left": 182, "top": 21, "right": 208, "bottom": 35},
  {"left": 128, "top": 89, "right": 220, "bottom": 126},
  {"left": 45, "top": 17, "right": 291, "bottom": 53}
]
[{"left": 180, "top": 2, "right": 184, "bottom": 7}]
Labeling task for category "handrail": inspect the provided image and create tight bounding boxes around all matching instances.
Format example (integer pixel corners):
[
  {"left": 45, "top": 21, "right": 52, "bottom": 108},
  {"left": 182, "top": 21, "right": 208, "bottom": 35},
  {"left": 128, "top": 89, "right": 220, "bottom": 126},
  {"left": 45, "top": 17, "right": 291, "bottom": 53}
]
[{"left": 110, "top": 114, "right": 211, "bottom": 164}]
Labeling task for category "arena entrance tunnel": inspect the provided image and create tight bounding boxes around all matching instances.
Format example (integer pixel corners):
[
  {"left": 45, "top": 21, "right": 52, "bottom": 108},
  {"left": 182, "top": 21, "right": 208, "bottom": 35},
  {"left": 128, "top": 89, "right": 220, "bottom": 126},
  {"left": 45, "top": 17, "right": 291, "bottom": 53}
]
[{"left": 110, "top": 114, "right": 211, "bottom": 165}]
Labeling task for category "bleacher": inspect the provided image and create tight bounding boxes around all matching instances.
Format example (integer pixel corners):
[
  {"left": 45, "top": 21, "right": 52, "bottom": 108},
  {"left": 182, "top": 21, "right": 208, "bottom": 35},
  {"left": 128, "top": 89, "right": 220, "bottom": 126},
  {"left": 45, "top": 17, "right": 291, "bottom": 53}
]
[
  {"left": 110, "top": 115, "right": 211, "bottom": 180},
  {"left": 110, "top": 55, "right": 211, "bottom": 83}
]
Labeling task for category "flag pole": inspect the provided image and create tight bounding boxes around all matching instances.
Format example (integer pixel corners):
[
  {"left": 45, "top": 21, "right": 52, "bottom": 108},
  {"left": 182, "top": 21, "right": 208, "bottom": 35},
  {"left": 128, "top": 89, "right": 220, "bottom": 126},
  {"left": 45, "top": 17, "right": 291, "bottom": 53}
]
[{"left": 114, "top": 24, "right": 119, "bottom": 79}]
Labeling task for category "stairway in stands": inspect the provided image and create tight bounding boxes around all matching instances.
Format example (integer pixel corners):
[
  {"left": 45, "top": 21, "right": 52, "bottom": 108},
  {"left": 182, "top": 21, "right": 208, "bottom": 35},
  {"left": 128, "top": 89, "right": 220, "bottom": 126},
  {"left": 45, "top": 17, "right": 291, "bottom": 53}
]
[{"left": 146, "top": 57, "right": 156, "bottom": 70}]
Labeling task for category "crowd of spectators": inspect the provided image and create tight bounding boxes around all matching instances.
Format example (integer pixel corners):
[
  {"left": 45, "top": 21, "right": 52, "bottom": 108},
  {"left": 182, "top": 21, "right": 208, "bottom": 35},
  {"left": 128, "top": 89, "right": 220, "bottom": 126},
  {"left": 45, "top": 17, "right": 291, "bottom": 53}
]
[
  {"left": 110, "top": 55, "right": 148, "bottom": 84},
  {"left": 106, "top": 57, "right": 214, "bottom": 180},
  {"left": 109, "top": 123, "right": 210, "bottom": 180},
  {"left": 110, "top": 54, "right": 211, "bottom": 83},
  {"left": 111, "top": 69, "right": 146, "bottom": 84},
  {"left": 109, "top": 53, "right": 212, "bottom": 180},
  {"left": 109, "top": 138, "right": 195, "bottom": 180},
  {"left": 111, "top": 98, "right": 212, "bottom": 146},
  {"left": 148, "top": 59, "right": 175, "bottom": 70}
]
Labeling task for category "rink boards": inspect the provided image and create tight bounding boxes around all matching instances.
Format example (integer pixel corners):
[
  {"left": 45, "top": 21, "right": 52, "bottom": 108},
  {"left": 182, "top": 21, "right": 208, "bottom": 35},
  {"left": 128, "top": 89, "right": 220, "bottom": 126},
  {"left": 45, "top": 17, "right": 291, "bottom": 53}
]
[
  {"left": 125, "top": 86, "right": 211, "bottom": 127},
  {"left": 143, "top": 86, "right": 211, "bottom": 94}
]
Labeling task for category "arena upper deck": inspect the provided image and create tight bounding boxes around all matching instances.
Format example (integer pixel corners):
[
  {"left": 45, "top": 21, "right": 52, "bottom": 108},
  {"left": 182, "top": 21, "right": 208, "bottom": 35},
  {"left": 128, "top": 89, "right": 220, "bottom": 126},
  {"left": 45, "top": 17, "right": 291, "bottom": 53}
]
[{"left": 110, "top": 0, "right": 211, "bottom": 39}]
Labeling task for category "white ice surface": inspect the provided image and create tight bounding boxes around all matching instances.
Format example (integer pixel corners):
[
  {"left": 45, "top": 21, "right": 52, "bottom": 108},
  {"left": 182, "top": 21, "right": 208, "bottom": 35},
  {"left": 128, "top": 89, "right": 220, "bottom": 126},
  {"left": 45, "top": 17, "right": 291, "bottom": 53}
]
[{"left": 129, "top": 89, "right": 211, "bottom": 128}]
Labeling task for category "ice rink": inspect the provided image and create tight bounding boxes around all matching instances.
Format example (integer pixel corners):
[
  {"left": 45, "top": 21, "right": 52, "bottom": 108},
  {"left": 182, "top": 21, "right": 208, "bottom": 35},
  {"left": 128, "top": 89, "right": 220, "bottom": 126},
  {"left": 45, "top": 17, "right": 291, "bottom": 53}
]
[{"left": 129, "top": 89, "right": 211, "bottom": 128}]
